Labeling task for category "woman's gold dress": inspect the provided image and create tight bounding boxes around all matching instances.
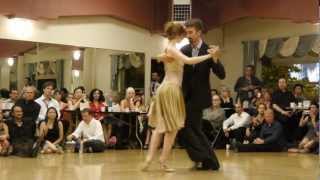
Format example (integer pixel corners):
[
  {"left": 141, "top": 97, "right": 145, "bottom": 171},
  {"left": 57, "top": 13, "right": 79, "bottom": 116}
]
[{"left": 148, "top": 59, "right": 186, "bottom": 133}]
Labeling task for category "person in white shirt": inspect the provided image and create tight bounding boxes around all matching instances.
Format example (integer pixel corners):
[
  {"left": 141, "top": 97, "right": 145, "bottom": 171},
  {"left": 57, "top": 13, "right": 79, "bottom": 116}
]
[
  {"left": 67, "top": 109, "right": 105, "bottom": 153},
  {"left": 223, "top": 103, "right": 250, "bottom": 144},
  {"left": 150, "top": 72, "right": 161, "bottom": 97},
  {"left": 35, "top": 81, "right": 60, "bottom": 123}
]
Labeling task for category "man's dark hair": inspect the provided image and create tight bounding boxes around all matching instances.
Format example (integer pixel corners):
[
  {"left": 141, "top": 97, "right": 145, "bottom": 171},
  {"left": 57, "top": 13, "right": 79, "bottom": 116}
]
[
  {"left": 24, "top": 77, "right": 32, "bottom": 85},
  {"left": 89, "top": 88, "right": 105, "bottom": 102},
  {"left": 245, "top": 65, "right": 255, "bottom": 70},
  {"left": 9, "top": 88, "right": 18, "bottom": 93},
  {"left": 81, "top": 108, "right": 92, "bottom": 115},
  {"left": 42, "top": 81, "right": 55, "bottom": 90},
  {"left": 184, "top": 18, "right": 205, "bottom": 32},
  {"left": 293, "top": 84, "right": 304, "bottom": 91}
]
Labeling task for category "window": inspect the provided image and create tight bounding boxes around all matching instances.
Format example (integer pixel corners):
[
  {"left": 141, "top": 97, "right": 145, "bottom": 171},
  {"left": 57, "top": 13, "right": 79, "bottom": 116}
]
[{"left": 172, "top": 0, "right": 191, "bottom": 22}]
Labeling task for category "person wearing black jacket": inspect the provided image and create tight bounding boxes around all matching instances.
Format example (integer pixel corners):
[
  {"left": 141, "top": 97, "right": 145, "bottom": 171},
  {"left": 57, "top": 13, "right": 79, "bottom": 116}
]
[
  {"left": 179, "top": 19, "right": 225, "bottom": 170},
  {"left": 15, "top": 86, "right": 40, "bottom": 124},
  {"left": 6, "top": 105, "right": 39, "bottom": 157},
  {"left": 234, "top": 65, "right": 262, "bottom": 103}
]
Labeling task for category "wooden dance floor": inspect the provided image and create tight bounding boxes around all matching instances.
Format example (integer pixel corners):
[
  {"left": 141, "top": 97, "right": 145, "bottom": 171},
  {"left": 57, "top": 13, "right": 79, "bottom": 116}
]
[{"left": 0, "top": 149, "right": 318, "bottom": 180}]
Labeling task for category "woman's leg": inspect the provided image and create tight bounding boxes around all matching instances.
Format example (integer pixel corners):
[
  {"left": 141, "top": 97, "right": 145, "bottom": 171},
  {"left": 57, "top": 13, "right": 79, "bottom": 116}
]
[
  {"left": 101, "top": 124, "right": 108, "bottom": 144},
  {"left": 142, "top": 130, "right": 163, "bottom": 171},
  {"left": 105, "top": 124, "right": 112, "bottom": 144},
  {"left": 38, "top": 123, "right": 47, "bottom": 141},
  {"left": 145, "top": 130, "right": 162, "bottom": 162},
  {"left": 301, "top": 140, "right": 316, "bottom": 152},
  {"left": 46, "top": 141, "right": 58, "bottom": 153},
  {"left": 298, "top": 138, "right": 309, "bottom": 149},
  {"left": 159, "top": 130, "right": 178, "bottom": 171}
]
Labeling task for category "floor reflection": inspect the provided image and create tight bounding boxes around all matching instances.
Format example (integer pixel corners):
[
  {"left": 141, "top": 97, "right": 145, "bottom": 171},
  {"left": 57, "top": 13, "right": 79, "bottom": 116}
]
[{"left": 0, "top": 150, "right": 318, "bottom": 180}]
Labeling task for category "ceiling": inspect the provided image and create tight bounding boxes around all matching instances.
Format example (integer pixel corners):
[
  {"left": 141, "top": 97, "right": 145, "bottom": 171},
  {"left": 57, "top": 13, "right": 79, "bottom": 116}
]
[
  {"left": 0, "top": 0, "right": 318, "bottom": 59},
  {"left": 0, "top": 39, "right": 77, "bottom": 59},
  {"left": 0, "top": 0, "right": 318, "bottom": 32},
  {"left": 0, "top": 39, "right": 35, "bottom": 58}
]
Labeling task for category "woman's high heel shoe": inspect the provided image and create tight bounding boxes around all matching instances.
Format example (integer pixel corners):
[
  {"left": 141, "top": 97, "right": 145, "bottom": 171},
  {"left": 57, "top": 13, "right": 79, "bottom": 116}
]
[{"left": 159, "top": 162, "right": 176, "bottom": 172}]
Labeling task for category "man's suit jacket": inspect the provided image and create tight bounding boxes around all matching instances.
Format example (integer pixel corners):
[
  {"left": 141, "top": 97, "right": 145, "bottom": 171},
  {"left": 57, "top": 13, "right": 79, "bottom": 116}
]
[{"left": 181, "top": 42, "right": 225, "bottom": 110}]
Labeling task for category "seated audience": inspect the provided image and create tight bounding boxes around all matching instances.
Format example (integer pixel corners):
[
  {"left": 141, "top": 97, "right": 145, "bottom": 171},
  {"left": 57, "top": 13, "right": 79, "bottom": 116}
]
[
  {"left": 67, "top": 109, "right": 105, "bottom": 153},
  {"left": 259, "top": 91, "right": 272, "bottom": 109},
  {"left": 251, "top": 88, "right": 262, "bottom": 108},
  {"left": 120, "top": 87, "right": 136, "bottom": 111},
  {"left": 223, "top": 103, "right": 250, "bottom": 144},
  {"left": 133, "top": 95, "right": 146, "bottom": 112},
  {"left": 60, "top": 88, "right": 69, "bottom": 103},
  {"left": 288, "top": 103, "right": 319, "bottom": 153},
  {"left": 6, "top": 105, "right": 39, "bottom": 157},
  {"left": 1, "top": 89, "right": 19, "bottom": 118},
  {"left": 0, "top": 88, "right": 10, "bottom": 100},
  {"left": 67, "top": 87, "right": 88, "bottom": 132},
  {"left": 54, "top": 90, "right": 68, "bottom": 111},
  {"left": 150, "top": 72, "right": 161, "bottom": 97},
  {"left": 235, "top": 109, "right": 286, "bottom": 152},
  {"left": 0, "top": 111, "right": 10, "bottom": 156},
  {"left": 244, "top": 103, "right": 266, "bottom": 143},
  {"left": 39, "top": 107, "right": 64, "bottom": 154},
  {"left": 15, "top": 86, "right": 40, "bottom": 125},
  {"left": 68, "top": 86, "right": 87, "bottom": 111},
  {"left": 202, "top": 94, "right": 225, "bottom": 148},
  {"left": 211, "top": 89, "right": 219, "bottom": 96},
  {"left": 3, "top": 89, "right": 19, "bottom": 105},
  {"left": 89, "top": 88, "right": 107, "bottom": 121},
  {"left": 54, "top": 90, "right": 71, "bottom": 136},
  {"left": 35, "top": 81, "right": 60, "bottom": 123},
  {"left": 203, "top": 95, "right": 225, "bottom": 136},
  {"left": 89, "top": 89, "right": 112, "bottom": 144},
  {"left": 220, "top": 86, "right": 234, "bottom": 118},
  {"left": 272, "top": 78, "right": 296, "bottom": 143}
]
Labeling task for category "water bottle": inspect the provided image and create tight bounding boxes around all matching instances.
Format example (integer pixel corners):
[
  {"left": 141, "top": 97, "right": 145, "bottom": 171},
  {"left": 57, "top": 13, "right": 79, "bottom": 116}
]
[
  {"left": 79, "top": 141, "right": 84, "bottom": 154},
  {"left": 108, "top": 97, "right": 113, "bottom": 107}
]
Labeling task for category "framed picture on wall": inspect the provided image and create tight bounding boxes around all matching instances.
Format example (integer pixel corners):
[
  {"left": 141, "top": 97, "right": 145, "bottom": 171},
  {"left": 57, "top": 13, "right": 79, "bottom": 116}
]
[{"left": 25, "top": 59, "right": 64, "bottom": 90}]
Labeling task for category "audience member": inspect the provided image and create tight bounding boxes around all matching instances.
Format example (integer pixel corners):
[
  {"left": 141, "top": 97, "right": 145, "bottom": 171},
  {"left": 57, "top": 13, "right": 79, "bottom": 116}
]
[
  {"left": 272, "top": 78, "right": 296, "bottom": 142},
  {"left": 39, "top": 107, "right": 64, "bottom": 154},
  {"left": 35, "top": 81, "right": 60, "bottom": 122},
  {"left": 120, "top": 87, "right": 136, "bottom": 111},
  {"left": 15, "top": 86, "right": 40, "bottom": 124},
  {"left": 150, "top": 72, "right": 161, "bottom": 97},
  {"left": 223, "top": 103, "right": 250, "bottom": 144},
  {"left": 220, "top": 86, "right": 234, "bottom": 118},
  {"left": 235, "top": 109, "right": 286, "bottom": 152},
  {"left": 67, "top": 109, "right": 105, "bottom": 153},
  {"left": 234, "top": 65, "right": 262, "bottom": 103},
  {"left": 6, "top": 105, "right": 39, "bottom": 157},
  {"left": 288, "top": 103, "right": 319, "bottom": 153},
  {"left": 0, "top": 111, "right": 10, "bottom": 156},
  {"left": 244, "top": 103, "right": 266, "bottom": 143}
]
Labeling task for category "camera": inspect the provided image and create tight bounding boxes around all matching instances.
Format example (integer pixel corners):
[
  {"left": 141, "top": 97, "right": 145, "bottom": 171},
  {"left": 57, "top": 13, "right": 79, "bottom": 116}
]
[{"left": 302, "top": 110, "right": 310, "bottom": 115}]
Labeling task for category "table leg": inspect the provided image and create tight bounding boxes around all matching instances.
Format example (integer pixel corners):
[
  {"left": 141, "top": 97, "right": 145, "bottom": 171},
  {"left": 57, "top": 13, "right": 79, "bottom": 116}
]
[{"left": 135, "top": 115, "right": 143, "bottom": 150}]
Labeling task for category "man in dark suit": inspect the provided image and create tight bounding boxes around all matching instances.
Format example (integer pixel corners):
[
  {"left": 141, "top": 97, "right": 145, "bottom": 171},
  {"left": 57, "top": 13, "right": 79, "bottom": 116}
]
[{"left": 179, "top": 19, "right": 225, "bottom": 170}]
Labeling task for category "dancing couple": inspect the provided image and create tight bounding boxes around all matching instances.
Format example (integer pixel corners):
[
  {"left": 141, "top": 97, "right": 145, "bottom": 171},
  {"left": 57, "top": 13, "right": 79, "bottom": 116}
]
[{"left": 142, "top": 19, "right": 225, "bottom": 172}]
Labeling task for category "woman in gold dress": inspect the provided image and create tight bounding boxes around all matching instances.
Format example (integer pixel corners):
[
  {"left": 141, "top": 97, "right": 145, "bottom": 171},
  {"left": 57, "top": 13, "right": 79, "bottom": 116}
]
[{"left": 142, "top": 21, "right": 220, "bottom": 172}]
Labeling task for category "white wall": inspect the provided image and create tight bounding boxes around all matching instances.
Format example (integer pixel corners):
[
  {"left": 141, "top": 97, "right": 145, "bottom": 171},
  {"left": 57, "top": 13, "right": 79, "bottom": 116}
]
[
  {"left": 205, "top": 18, "right": 319, "bottom": 95},
  {"left": 3, "top": 15, "right": 317, "bottom": 101},
  {"left": 0, "top": 16, "right": 166, "bottom": 100}
]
